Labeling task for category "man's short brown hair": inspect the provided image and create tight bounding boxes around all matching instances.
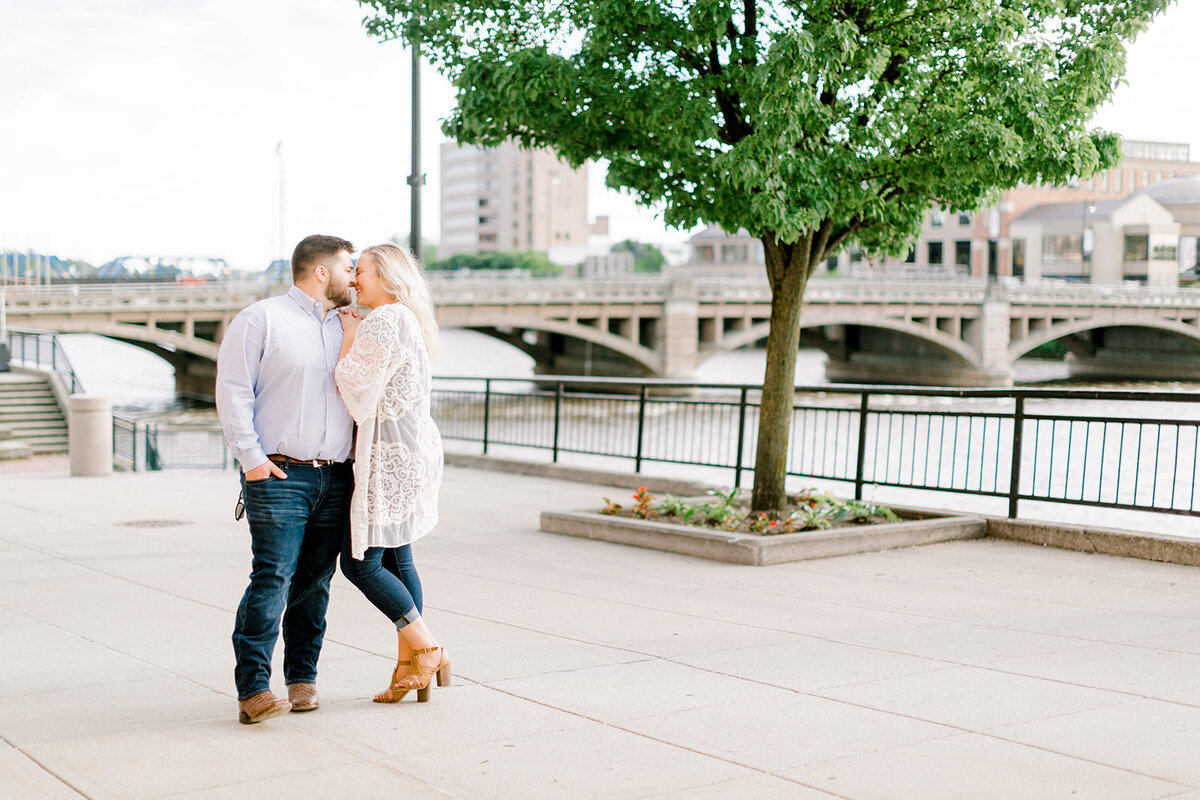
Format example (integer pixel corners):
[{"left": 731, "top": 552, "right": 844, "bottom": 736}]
[{"left": 291, "top": 235, "right": 354, "bottom": 281}]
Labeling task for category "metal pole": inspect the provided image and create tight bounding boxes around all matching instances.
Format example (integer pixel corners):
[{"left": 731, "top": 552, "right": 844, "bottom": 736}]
[
  {"left": 552, "top": 382, "right": 562, "bottom": 463},
  {"left": 733, "top": 387, "right": 748, "bottom": 489},
  {"left": 482, "top": 379, "right": 492, "bottom": 455},
  {"left": 853, "top": 391, "right": 871, "bottom": 500},
  {"left": 1008, "top": 395, "right": 1026, "bottom": 518},
  {"left": 407, "top": 40, "right": 423, "bottom": 263},
  {"left": 277, "top": 141, "right": 285, "bottom": 260},
  {"left": 634, "top": 385, "right": 648, "bottom": 473}
]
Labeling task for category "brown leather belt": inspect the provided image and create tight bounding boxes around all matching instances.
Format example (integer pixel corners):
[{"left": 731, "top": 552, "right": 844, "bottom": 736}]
[{"left": 267, "top": 454, "right": 341, "bottom": 468}]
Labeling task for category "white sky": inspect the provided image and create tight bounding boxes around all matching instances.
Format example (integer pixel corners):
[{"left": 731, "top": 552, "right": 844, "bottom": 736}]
[{"left": 2, "top": 0, "right": 1197, "bottom": 269}]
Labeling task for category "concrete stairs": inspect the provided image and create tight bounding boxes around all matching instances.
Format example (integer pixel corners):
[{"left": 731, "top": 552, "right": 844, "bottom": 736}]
[{"left": 0, "top": 374, "right": 68, "bottom": 454}]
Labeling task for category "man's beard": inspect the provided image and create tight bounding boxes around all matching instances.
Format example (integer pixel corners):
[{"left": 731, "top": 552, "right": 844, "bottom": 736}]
[{"left": 326, "top": 280, "right": 353, "bottom": 308}]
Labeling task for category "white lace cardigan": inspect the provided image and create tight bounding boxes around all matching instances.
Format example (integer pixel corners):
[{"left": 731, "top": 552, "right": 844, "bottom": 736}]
[{"left": 334, "top": 303, "right": 443, "bottom": 560}]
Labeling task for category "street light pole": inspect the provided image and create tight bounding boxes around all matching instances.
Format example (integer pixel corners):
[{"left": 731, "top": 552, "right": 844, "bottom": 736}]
[
  {"left": 407, "top": 40, "right": 423, "bottom": 264},
  {"left": 277, "top": 141, "right": 285, "bottom": 261},
  {"left": 1081, "top": 201, "right": 1096, "bottom": 282}
]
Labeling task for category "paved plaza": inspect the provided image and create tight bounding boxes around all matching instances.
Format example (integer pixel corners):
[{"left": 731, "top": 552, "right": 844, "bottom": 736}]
[{"left": 2, "top": 460, "right": 1200, "bottom": 799}]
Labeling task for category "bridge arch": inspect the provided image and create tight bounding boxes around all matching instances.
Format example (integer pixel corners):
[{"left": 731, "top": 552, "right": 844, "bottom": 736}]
[
  {"left": 700, "top": 316, "right": 980, "bottom": 368},
  {"left": 45, "top": 320, "right": 221, "bottom": 362},
  {"left": 1010, "top": 318, "right": 1200, "bottom": 362},
  {"left": 439, "top": 315, "right": 662, "bottom": 376}
]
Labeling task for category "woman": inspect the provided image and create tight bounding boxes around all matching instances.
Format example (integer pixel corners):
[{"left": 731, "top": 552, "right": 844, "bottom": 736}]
[{"left": 335, "top": 243, "right": 448, "bottom": 703}]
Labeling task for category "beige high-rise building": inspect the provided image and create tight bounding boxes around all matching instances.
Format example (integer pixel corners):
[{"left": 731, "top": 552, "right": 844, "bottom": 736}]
[{"left": 439, "top": 140, "right": 589, "bottom": 259}]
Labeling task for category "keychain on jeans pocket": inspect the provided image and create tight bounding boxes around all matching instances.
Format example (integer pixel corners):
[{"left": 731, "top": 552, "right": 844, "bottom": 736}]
[{"left": 234, "top": 490, "right": 245, "bottom": 521}]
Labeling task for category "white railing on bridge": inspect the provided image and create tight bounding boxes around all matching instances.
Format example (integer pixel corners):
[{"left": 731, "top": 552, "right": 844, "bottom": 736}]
[
  {"left": 5, "top": 276, "right": 1200, "bottom": 312},
  {"left": 3, "top": 281, "right": 274, "bottom": 311},
  {"left": 1004, "top": 283, "right": 1200, "bottom": 308}
]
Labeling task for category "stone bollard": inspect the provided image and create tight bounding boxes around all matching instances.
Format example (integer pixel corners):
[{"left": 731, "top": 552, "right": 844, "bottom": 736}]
[{"left": 69, "top": 395, "right": 113, "bottom": 476}]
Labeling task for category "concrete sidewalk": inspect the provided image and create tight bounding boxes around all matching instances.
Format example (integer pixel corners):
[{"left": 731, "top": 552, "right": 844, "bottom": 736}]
[{"left": 2, "top": 462, "right": 1200, "bottom": 799}]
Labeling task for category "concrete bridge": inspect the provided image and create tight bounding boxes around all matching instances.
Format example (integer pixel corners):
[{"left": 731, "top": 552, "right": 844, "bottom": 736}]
[{"left": 6, "top": 277, "right": 1200, "bottom": 399}]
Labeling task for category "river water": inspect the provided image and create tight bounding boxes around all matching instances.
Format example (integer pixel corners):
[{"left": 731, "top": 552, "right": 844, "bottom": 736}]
[
  {"left": 54, "top": 330, "right": 1200, "bottom": 538},
  {"left": 57, "top": 329, "right": 1104, "bottom": 413}
]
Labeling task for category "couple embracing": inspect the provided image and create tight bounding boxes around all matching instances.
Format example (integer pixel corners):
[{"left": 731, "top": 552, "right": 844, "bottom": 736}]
[{"left": 216, "top": 235, "right": 448, "bottom": 724}]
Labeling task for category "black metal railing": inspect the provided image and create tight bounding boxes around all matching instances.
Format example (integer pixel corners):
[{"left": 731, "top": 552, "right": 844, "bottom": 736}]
[
  {"left": 112, "top": 415, "right": 233, "bottom": 471},
  {"left": 109, "top": 375, "right": 1200, "bottom": 520},
  {"left": 5, "top": 328, "right": 83, "bottom": 393},
  {"left": 431, "top": 377, "right": 1200, "bottom": 520}
]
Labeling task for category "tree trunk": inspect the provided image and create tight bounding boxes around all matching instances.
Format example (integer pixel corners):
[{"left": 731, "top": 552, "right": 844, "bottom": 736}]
[{"left": 750, "top": 236, "right": 812, "bottom": 512}]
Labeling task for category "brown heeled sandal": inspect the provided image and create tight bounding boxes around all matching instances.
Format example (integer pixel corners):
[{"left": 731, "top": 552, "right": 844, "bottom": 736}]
[
  {"left": 372, "top": 659, "right": 411, "bottom": 703},
  {"left": 394, "top": 646, "right": 451, "bottom": 702}
]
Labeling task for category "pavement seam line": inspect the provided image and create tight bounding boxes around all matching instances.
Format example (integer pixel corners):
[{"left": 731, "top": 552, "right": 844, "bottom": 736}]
[
  {"left": 801, "top": 692, "right": 1195, "bottom": 790},
  {"left": 422, "top": 558, "right": 1200, "bottom": 656},
  {"left": 474, "top": 683, "right": 859, "bottom": 800},
  {"left": 3, "top": 738, "right": 94, "bottom": 799}
]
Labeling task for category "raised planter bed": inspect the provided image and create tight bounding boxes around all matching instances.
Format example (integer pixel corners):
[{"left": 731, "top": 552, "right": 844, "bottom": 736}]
[{"left": 540, "top": 508, "right": 988, "bottom": 566}]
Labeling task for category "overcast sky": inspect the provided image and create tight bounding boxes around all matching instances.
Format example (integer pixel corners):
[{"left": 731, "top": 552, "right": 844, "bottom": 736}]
[{"left": 2, "top": 0, "right": 1197, "bottom": 269}]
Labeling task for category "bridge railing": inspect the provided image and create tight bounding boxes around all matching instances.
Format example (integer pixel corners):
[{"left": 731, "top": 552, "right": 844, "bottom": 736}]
[
  {"left": 4, "top": 328, "right": 83, "bottom": 393},
  {"left": 3, "top": 281, "right": 274, "bottom": 312},
  {"left": 9, "top": 277, "right": 1200, "bottom": 315},
  {"left": 113, "top": 376, "right": 1200, "bottom": 521}
]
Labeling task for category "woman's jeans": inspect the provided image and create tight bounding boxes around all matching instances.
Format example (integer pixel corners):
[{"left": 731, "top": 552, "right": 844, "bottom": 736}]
[
  {"left": 232, "top": 462, "right": 352, "bottom": 701},
  {"left": 340, "top": 541, "right": 423, "bottom": 627}
]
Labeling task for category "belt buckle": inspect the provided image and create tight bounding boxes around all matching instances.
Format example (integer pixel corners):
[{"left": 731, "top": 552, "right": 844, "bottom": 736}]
[{"left": 312, "top": 459, "right": 320, "bottom": 468}]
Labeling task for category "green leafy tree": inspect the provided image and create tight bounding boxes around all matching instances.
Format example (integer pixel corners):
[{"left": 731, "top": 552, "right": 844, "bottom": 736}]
[
  {"left": 612, "top": 239, "right": 666, "bottom": 273},
  {"left": 360, "top": 0, "right": 1172, "bottom": 510},
  {"left": 429, "top": 250, "right": 562, "bottom": 276}
]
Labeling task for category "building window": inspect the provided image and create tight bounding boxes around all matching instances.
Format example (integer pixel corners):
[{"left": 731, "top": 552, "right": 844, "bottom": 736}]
[
  {"left": 849, "top": 245, "right": 863, "bottom": 263},
  {"left": 1124, "top": 235, "right": 1149, "bottom": 262},
  {"left": 479, "top": 233, "right": 497, "bottom": 244},
  {"left": 927, "top": 241, "right": 944, "bottom": 265},
  {"left": 930, "top": 209, "right": 945, "bottom": 227},
  {"left": 1153, "top": 243, "right": 1178, "bottom": 261},
  {"left": 904, "top": 246, "right": 917, "bottom": 264},
  {"left": 1044, "top": 234, "right": 1083, "bottom": 264},
  {"left": 720, "top": 244, "right": 749, "bottom": 263},
  {"left": 958, "top": 213, "right": 972, "bottom": 226},
  {"left": 478, "top": 198, "right": 491, "bottom": 208},
  {"left": 478, "top": 215, "right": 496, "bottom": 225},
  {"left": 1013, "top": 239, "right": 1026, "bottom": 279},
  {"left": 693, "top": 245, "right": 715, "bottom": 263},
  {"left": 955, "top": 240, "right": 971, "bottom": 267}
]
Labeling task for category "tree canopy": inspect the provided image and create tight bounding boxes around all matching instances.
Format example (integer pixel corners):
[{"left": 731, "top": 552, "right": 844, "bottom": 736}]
[
  {"left": 362, "top": 0, "right": 1171, "bottom": 267},
  {"left": 612, "top": 239, "right": 666, "bottom": 273},
  {"left": 427, "top": 250, "right": 561, "bottom": 276},
  {"left": 359, "top": 0, "right": 1173, "bottom": 509}
]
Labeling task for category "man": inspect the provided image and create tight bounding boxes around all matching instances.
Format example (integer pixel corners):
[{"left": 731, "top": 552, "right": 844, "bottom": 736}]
[{"left": 216, "top": 234, "right": 356, "bottom": 724}]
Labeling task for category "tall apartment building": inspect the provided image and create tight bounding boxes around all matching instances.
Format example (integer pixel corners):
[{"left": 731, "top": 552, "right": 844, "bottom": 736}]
[{"left": 439, "top": 140, "right": 589, "bottom": 259}]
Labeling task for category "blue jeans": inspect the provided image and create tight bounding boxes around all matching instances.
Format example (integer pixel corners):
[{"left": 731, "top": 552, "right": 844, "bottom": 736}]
[
  {"left": 232, "top": 462, "right": 352, "bottom": 701},
  {"left": 340, "top": 542, "right": 423, "bottom": 627}
]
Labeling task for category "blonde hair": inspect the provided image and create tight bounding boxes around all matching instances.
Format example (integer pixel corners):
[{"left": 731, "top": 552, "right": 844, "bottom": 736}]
[{"left": 361, "top": 243, "right": 439, "bottom": 359}]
